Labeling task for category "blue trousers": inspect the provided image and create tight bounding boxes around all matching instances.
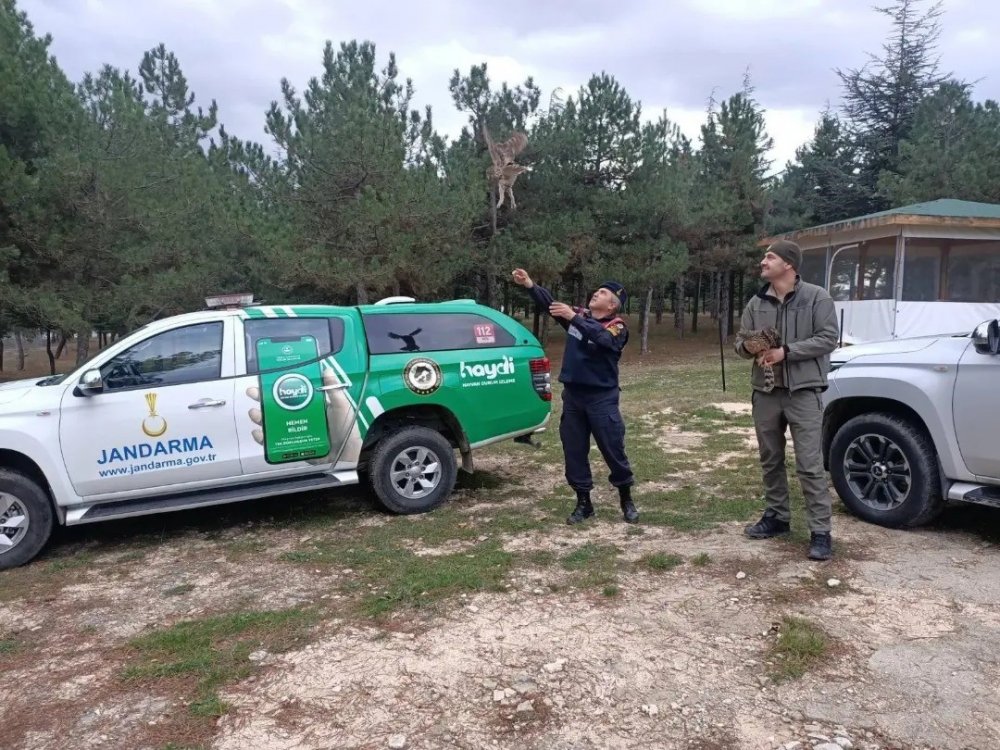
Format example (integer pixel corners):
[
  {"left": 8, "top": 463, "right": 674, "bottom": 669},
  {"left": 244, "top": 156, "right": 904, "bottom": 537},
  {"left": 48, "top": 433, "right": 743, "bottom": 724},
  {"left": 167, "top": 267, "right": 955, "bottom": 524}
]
[{"left": 559, "top": 385, "right": 634, "bottom": 492}]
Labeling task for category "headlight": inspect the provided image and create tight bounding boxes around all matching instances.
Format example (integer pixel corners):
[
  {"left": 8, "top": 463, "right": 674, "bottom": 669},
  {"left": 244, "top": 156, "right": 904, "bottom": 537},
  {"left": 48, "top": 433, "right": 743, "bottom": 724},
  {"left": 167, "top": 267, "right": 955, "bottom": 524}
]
[{"left": 830, "top": 361, "right": 845, "bottom": 373}]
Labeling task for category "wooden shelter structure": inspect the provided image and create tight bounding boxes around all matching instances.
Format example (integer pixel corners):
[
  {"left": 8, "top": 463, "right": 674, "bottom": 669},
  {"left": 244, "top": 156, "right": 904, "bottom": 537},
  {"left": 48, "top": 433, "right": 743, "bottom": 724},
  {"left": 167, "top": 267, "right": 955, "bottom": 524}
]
[{"left": 760, "top": 199, "right": 1000, "bottom": 343}]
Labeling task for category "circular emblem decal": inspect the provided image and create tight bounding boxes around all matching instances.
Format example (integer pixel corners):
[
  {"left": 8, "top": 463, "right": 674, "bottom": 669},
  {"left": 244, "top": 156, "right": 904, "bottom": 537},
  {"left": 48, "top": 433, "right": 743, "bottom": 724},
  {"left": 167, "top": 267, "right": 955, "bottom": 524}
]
[
  {"left": 272, "top": 373, "right": 314, "bottom": 411},
  {"left": 404, "top": 358, "right": 442, "bottom": 395}
]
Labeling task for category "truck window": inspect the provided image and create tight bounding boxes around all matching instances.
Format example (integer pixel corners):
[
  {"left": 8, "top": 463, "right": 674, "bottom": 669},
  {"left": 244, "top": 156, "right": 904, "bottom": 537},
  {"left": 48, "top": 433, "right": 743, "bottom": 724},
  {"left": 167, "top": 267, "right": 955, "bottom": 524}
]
[
  {"left": 244, "top": 317, "right": 344, "bottom": 373},
  {"left": 101, "top": 322, "right": 223, "bottom": 390},
  {"left": 362, "top": 313, "right": 515, "bottom": 354}
]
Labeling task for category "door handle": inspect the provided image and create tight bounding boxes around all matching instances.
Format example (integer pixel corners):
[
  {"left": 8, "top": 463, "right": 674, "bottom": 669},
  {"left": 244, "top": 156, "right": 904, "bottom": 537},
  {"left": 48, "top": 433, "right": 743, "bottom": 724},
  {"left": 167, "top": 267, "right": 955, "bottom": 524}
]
[
  {"left": 188, "top": 399, "right": 227, "bottom": 409},
  {"left": 318, "top": 383, "right": 348, "bottom": 391}
]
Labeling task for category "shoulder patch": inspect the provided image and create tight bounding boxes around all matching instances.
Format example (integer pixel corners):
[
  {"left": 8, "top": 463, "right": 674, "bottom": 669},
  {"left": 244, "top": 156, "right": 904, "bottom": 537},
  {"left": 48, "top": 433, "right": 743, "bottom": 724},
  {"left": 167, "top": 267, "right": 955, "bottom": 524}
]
[{"left": 603, "top": 317, "right": 626, "bottom": 337}]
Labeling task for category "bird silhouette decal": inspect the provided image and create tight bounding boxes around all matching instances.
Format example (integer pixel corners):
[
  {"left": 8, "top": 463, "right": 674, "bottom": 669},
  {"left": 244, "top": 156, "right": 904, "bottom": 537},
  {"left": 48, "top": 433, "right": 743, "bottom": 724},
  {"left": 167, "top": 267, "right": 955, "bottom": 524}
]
[{"left": 388, "top": 328, "right": 423, "bottom": 352}]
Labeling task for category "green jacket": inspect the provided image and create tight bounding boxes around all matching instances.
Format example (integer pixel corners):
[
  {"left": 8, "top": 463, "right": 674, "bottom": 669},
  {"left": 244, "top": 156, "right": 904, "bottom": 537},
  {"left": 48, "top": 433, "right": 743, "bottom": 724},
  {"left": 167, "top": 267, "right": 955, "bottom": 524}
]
[{"left": 734, "top": 278, "right": 840, "bottom": 393}]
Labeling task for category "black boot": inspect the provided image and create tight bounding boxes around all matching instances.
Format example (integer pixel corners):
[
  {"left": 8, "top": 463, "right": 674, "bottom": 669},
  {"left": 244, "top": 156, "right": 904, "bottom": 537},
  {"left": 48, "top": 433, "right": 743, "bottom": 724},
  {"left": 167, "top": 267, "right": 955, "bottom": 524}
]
[
  {"left": 808, "top": 532, "right": 833, "bottom": 561},
  {"left": 567, "top": 491, "right": 594, "bottom": 525},
  {"left": 744, "top": 510, "right": 790, "bottom": 539},
  {"left": 619, "top": 485, "right": 639, "bottom": 523}
]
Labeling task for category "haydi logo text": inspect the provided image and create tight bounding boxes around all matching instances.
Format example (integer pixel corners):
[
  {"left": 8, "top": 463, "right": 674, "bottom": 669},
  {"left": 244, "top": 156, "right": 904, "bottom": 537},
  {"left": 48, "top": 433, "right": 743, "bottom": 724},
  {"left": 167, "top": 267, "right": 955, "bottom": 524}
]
[{"left": 460, "top": 356, "right": 515, "bottom": 383}]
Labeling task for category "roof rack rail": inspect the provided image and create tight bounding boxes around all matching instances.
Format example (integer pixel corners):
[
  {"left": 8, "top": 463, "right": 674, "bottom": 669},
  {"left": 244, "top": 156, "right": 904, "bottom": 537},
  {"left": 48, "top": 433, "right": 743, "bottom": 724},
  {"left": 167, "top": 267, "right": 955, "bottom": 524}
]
[{"left": 373, "top": 296, "right": 416, "bottom": 305}]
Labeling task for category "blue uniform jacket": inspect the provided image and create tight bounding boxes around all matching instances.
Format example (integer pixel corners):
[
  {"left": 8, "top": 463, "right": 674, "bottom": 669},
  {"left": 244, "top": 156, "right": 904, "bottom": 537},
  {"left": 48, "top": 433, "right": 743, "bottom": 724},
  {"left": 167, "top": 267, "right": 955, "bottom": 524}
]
[{"left": 527, "top": 284, "right": 628, "bottom": 389}]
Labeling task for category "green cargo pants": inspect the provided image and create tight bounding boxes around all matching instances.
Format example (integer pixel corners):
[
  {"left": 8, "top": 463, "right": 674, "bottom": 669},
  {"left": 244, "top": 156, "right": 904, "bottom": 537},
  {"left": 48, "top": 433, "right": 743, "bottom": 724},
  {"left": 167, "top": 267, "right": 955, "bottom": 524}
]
[{"left": 751, "top": 387, "right": 832, "bottom": 533}]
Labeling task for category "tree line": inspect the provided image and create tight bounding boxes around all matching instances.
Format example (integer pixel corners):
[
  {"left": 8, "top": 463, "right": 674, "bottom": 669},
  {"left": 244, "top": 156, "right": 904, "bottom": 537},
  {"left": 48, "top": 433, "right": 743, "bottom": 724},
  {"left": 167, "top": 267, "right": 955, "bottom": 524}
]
[{"left": 2, "top": 0, "right": 998, "bottom": 372}]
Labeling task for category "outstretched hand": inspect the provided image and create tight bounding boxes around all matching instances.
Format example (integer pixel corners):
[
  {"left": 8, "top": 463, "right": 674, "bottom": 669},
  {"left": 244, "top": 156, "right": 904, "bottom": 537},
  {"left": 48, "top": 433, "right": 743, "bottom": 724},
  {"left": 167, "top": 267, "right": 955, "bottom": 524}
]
[
  {"left": 511, "top": 268, "right": 534, "bottom": 288},
  {"left": 549, "top": 302, "right": 576, "bottom": 321}
]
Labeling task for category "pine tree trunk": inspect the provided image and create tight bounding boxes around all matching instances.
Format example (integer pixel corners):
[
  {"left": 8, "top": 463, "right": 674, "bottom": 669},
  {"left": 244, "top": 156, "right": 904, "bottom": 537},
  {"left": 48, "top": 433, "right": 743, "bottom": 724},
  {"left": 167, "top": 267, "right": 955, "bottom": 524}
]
[
  {"left": 46, "top": 329, "right": 56, "bottom": 375},
  {"left": 15, "top": 331, "right": 25, "bottom": 370},
  {"left": 692, "top": 271, "right": 701, "bottom": 333},
  {"left": 485, "top": 264, "right": 497, "bottom": 309},
  {"left": 76, "top": 329, "right": 90, "bottom": 366},
  {"left": 542, "top": 282, "right": 560, "bottom": 343},
  {"left": 727, "top": 269, "right": 737, "bottom": 337},
  {"left": 673, "top": 273, "right": 685, "bottom": 337},
  {"left": 640, "top": 286, "right": 653, "bottom": 354},
  {"left": 355, "top": 282, "right": 369, "bottom": 305},
  {"left": 720, "top": 272, "right": 732, "bottom": 340},
  {"left": 709, "top": 272, "right": 719, "bottom": 320},
  {"left": 0, "top": 337, "right": 4, "bottom": 371},
  {"left": 654, "top": 286, "right": 664, "bottom": 324},
  {"left": 487, "top": 183, "right": 498, "bottom": 309},
  {"left": 489, "top": 187, "right": 498, "bottom": 237},
  {"left": 55, "top": 331, "right": 68, "bottom": 359}
]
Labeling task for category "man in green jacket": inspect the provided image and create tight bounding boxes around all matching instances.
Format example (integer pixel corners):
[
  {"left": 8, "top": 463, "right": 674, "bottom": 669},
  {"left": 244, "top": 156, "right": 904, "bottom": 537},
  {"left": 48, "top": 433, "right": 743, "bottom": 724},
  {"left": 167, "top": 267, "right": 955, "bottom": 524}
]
[{"left": 734, "top": 240, "right": 840, "bottom": 560}]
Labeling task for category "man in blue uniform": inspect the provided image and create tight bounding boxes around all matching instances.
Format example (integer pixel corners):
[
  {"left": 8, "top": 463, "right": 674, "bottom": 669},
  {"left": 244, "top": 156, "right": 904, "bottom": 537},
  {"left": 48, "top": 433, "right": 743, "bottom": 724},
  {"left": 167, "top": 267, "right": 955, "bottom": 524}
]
[{"left": 511, "top": 268, "right": 637, "bottom": 524}]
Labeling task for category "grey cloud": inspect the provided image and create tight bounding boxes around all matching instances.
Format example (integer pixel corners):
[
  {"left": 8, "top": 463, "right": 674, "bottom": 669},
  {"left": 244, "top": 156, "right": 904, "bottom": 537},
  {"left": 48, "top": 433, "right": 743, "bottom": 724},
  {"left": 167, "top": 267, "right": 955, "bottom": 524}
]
[{"left": 18, "top": 0, "right": 1000, "bottom": 155}]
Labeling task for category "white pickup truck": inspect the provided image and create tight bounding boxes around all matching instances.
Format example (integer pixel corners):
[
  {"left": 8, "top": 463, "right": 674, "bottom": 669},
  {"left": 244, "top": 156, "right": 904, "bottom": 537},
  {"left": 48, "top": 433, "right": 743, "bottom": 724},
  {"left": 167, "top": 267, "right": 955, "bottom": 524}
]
[{"left": 0, "top": 299, "right": 551, "bottom": 569}]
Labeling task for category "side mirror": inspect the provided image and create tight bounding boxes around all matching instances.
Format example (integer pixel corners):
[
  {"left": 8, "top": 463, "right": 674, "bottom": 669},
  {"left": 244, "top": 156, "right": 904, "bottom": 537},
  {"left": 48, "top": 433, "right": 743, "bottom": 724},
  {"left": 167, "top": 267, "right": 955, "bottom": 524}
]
[
  {"left": 79, "top": 369, "right": 104, "bottom": 394},
  {"left": 972, "top": 320, "right": 1000, "bottom": 355}
]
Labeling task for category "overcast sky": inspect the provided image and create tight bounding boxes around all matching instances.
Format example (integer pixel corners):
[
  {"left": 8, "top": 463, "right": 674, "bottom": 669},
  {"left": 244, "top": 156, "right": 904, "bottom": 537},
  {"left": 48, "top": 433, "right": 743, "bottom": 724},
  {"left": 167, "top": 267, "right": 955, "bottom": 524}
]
[{"left": 19, "top": 0, "right": 1000, "bottom": 173}]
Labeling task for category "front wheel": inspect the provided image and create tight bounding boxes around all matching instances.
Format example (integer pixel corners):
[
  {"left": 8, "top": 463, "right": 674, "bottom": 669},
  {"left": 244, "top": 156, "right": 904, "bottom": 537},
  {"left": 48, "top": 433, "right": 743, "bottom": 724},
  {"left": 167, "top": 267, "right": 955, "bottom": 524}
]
[
  {"left": 0, "top": 469, "right": 55, "bottom": 570},
  {"left": 369, "top": 427, "right": 457, "bottom": 514},
  {"left": 829, "top": 413, "right": 945, "bottom": 528}
]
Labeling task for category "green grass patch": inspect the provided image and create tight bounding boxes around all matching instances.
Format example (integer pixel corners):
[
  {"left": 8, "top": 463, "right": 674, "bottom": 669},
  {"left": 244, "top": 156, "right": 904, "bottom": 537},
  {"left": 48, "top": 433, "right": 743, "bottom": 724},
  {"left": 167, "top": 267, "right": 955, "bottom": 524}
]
[
  {"left": 359, "top": 542, "right": 513, "bottom": 617},
  {"left": 455, "top": 470, "right": 506, "bottom": 491},
  {"left": 692, "top": 552, "right": 712, "bottom": 567},
  {"left": 115, "top": 550, "right": 148, "bottom": 564},
  {"left": 0, "top": 635, "right": 19, "bottom": 654},
  {"left": 224, "top": 537, "right": 269, "bottom": 558},
  {"left": 44, "top": 551, "right": 97, "bottom": 573},
  {"left": 163, "top": 583, "right": 196, "bottom": 597},
  {"left": 639, "top": 552, "right": 683, "bottom": 572},
  {"left": 560, "top": 542, "right": 621, "bottom": 589},
  {"left": 122, "top": 607, "right": 318, "bottom": 716},
  {"left": 767, "top": 615, "right": 828, "bottom": 683},
  {"left": 523, "top": 549, "right": 557, "bottom": 567},
  {"left": 633, "top": 483, "right": 762, "bottom": 532}
]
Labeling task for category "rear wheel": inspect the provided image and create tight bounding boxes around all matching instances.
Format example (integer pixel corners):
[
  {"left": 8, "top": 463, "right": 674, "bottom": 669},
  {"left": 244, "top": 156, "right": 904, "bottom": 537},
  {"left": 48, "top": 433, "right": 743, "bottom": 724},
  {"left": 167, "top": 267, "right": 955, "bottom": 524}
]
[
  {"left": 0, "top": 469, "right": 54, "bottom": 570},
  {"left": 369, "top": 427, "right": 457, "bottom": 514},
  {"left": 829, "top": 413, "right": 945, "bottom": 527}
]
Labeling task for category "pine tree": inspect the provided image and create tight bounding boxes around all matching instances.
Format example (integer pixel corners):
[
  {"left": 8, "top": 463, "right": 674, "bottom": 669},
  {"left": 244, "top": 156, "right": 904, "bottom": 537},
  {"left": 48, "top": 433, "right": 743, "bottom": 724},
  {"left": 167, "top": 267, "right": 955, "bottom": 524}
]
[{"left": 836, "top": 0, "right": 950, "bottom": 211}]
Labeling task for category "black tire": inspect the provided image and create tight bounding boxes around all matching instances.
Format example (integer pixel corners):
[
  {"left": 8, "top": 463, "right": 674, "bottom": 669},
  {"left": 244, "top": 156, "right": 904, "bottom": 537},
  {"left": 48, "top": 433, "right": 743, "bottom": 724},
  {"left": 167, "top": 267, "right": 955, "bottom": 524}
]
[
  {"left": 368, "top": 427, "right": 457, "bottom": 515},
  {"left": 829, "top": 412, "right": 945, "bottom": 528},
  {"left": 0, "top": 469, "right": 55, "bottom": 570}
]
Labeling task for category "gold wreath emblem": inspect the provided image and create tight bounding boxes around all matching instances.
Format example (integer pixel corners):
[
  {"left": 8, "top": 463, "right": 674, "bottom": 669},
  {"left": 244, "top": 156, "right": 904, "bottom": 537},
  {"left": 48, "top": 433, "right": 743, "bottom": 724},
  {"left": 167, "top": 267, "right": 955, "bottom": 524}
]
[{"left": 141, "top": 392, "right": 168, "bottom": 437}]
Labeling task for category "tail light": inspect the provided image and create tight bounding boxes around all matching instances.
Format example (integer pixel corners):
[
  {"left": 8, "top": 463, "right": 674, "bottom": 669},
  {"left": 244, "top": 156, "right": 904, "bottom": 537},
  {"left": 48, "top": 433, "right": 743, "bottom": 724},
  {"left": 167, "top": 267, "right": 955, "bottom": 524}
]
[{"left": 529, "top": 357, "right": 552, "bottom": 401}]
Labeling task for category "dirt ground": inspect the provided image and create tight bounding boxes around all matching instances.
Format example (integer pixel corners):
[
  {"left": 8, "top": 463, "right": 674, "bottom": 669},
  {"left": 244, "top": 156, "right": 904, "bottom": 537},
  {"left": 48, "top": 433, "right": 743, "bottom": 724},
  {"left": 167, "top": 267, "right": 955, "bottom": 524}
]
[{"left": 3, "top": 453, "right": 1000, "bottom": 750}]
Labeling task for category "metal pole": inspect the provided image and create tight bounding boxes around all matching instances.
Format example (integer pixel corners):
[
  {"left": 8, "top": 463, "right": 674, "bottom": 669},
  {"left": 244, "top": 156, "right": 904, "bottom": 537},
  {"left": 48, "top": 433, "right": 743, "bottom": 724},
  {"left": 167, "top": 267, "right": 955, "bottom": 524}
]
[{"left": 719, "top": 315, "right": 727, "bottom": 392}]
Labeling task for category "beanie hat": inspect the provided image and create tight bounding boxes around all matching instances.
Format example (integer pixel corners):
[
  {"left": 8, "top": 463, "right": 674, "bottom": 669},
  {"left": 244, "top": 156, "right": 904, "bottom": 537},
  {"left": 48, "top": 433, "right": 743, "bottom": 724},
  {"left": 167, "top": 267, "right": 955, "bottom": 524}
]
[
  {"left": 768, "top": 240, "right": 802, "bottom": 270},
  {"left": 599, "top": 281, "right": 627, "bottom": 310}
]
